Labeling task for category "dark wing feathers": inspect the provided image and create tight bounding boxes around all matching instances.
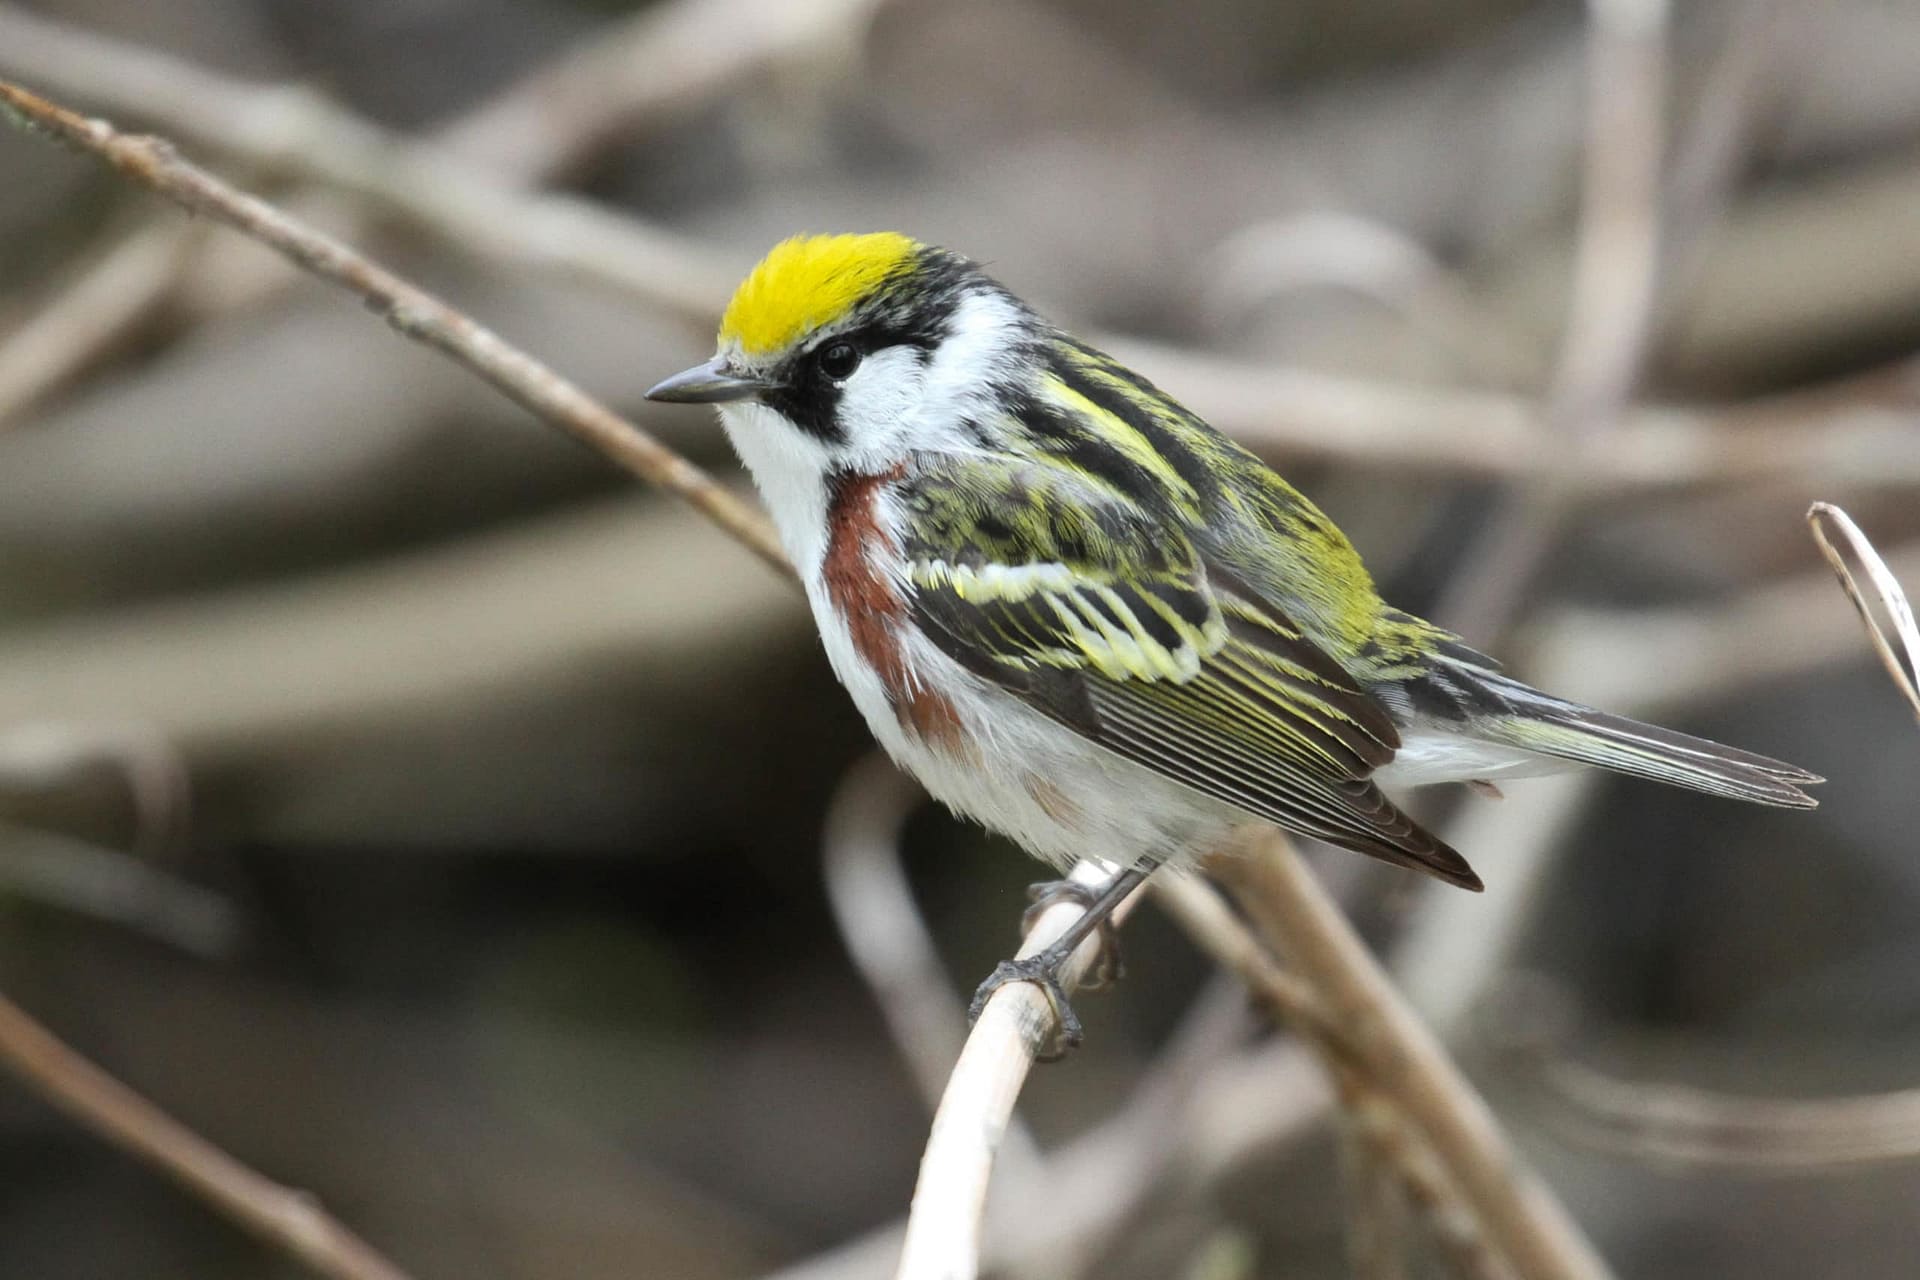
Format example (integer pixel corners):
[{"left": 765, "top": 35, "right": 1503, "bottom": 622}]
[{"left": 899, "top": 457, "right": 1482, "bottom": 890}]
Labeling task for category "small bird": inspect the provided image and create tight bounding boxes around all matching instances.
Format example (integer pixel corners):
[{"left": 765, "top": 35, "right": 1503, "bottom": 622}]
[{"left": 648, "top": 233, "right": 1818, "bottom": 1045}]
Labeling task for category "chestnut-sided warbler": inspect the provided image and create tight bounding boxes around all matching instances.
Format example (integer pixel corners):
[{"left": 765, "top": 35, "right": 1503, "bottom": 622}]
[{"left": 649, "top": 233, "right": 1818, "bottom": 1044}]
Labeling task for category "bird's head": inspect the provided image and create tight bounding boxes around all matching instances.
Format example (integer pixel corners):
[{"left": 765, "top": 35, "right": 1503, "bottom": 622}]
[{"left": 648, "top": 233, "right": 1034, "bottom": 477}]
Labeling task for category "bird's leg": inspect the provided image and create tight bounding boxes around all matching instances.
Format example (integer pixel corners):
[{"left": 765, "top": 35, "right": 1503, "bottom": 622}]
[
  {"left": 1022, "top": 880, "right": 1125, "bottom": 988},
  {"left": 968, "top": 865, "right": 1150, "bottom": 1059}
]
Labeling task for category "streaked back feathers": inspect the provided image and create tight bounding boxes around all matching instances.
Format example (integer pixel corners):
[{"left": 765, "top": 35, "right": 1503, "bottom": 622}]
[{"left": 1011, "top": 335, "right": 1426, "bottom": 670}]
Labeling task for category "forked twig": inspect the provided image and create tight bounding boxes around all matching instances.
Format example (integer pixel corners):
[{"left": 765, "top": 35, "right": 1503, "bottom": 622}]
[{"left": 1808, "top": 502, "right": 1920, "bottom": 724}]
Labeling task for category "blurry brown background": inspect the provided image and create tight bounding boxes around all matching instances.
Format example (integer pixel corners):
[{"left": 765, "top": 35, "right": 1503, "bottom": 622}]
[{"left": 1, "top": 0, "right": 1918, "bottom": 1276}]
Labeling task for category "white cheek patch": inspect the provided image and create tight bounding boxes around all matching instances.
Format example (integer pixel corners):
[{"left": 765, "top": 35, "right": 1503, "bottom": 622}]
[
  {"left": 834, "top": 345, "right": 927, "bottom": 470},
  {"left": 848, "top": 289, "right": 1030, "bottom": 465}
]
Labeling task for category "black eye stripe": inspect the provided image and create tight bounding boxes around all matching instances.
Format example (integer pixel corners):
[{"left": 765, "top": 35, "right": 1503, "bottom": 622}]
[{"left": 761, "top": 379, "right": 841, "bottom": 441}]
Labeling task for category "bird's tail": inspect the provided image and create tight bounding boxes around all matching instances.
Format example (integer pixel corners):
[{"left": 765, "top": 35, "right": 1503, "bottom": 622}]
[{"left": 1470, "top": 674, "right": 1821, "bottom": 809}]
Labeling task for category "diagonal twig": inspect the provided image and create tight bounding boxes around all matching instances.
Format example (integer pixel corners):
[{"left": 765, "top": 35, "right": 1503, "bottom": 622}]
[
  {"left": 0, "top": 78, "right": 788, "bottom": 577},
  {"left": 0, "top": 5, "right": 735, "bottom": 322},
  {"left": 0, "top": 991, "right": 414, "bottom": 1280},
  {"left": 0, "top": 214, "right": 208, "bottom": 428},
  {"left": 1153, "top": 873, "right": 1515, "bottom": 1280}
]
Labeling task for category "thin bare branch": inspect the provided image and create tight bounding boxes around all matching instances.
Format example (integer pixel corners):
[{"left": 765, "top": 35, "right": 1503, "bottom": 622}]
[
  {"left": 1153, "top": 874, "right": 1513, "bottom": 1280},
  {"left": 1808, "top": 502, "right": 1920, "bottom": 725},
  {"left": 0, "top": 8, "right": 733, "bottom": 321},
  {"left": 0, "top": 990, "right": 414, "bottom": 1280},
  {"left": 0, "top": 0, "right": 844, "bottom": 379},
  {"left": 0, "top": 78, "right": 788, "bottom": 576}
]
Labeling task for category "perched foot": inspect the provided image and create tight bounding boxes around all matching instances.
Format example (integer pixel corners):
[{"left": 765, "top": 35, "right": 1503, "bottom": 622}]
[
  {"left": 968, "top": 948, "right": 1085, "bottom": 1060},
  {"left": 1022, "top": 879, "right": 1124, "bottom": 988},
  {"left": 968, "top": 867, "right": 1151, "bottom": 1058}
]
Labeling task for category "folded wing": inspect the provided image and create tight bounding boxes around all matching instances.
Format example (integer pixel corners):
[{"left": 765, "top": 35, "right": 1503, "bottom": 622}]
[{"left": 899, "top": 456, "right": 1483, "bottom": 889}]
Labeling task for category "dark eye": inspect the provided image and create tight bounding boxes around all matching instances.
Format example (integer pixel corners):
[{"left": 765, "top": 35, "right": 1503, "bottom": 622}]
[{"left": 816, "top": 341, "right": 862, "bottom": 381}]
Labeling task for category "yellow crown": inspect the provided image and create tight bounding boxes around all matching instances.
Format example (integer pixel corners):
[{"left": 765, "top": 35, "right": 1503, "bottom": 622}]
[{"left": 719, "top": 233, "right": 920, "bottom": 359}]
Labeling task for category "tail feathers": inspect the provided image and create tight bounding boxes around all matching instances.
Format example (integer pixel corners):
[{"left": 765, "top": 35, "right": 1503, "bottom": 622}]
[{"left": 1486, "top": 706, "right": 1820, "bottom": 809}]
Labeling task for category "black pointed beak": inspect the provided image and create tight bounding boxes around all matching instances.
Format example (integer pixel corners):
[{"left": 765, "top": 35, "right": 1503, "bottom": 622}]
[{"left": 645, "top": 356, "right": 765, "bottom": 404}]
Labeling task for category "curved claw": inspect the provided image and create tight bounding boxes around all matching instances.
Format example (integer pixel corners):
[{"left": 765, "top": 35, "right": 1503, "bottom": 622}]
[
  {"left": 967, "top": 955, "right": 1086, "bottom": 1060},
  {"left": 968, "top": 866, "right": 1148, "bottom": 1059}
]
